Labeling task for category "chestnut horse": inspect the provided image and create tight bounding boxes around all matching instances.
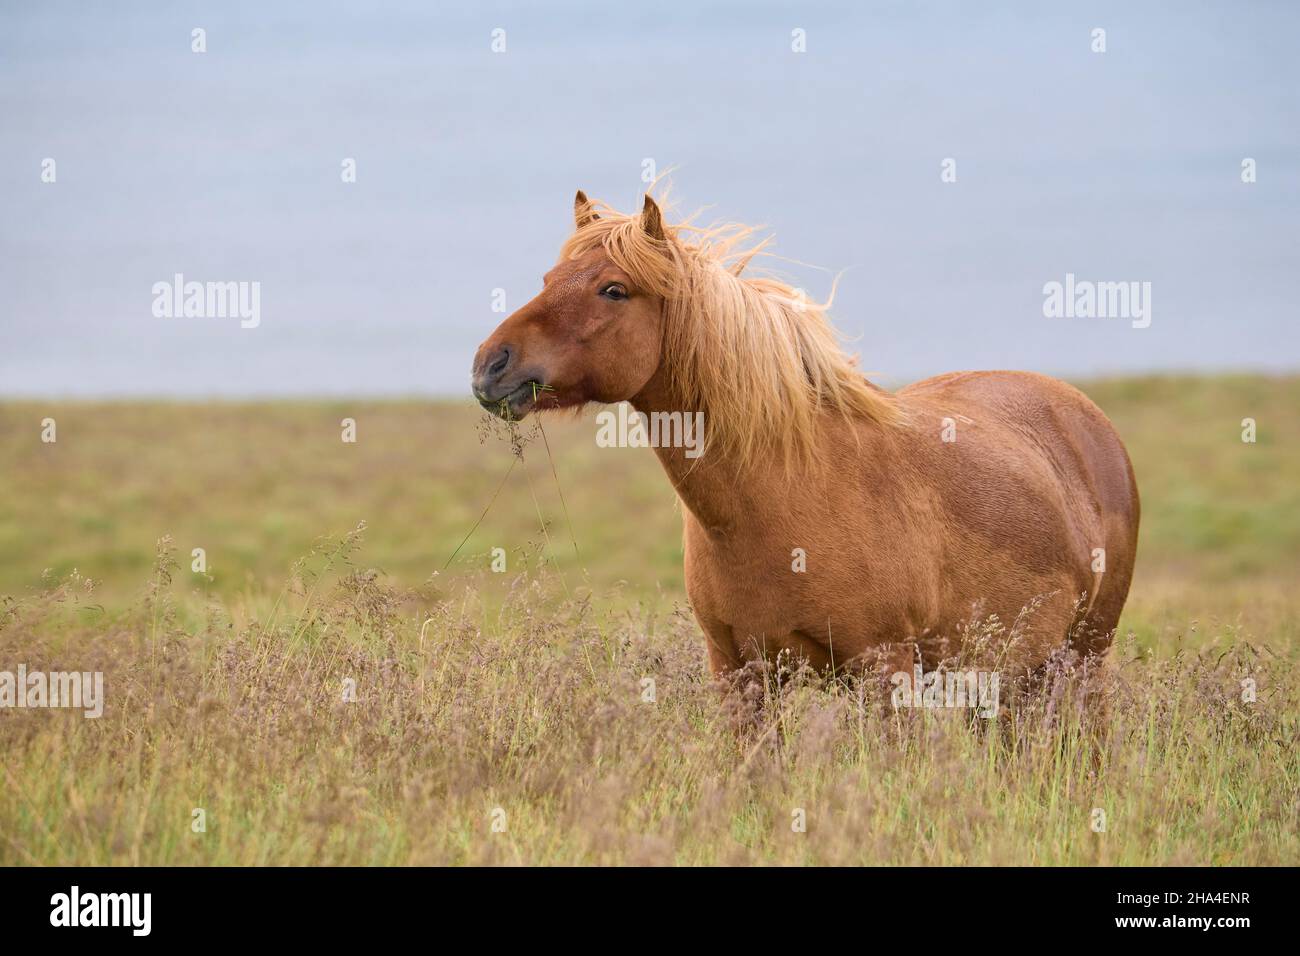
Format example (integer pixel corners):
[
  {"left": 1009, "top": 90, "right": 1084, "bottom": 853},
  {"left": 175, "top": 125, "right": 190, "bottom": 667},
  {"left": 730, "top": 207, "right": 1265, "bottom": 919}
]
[{"left": 472, "top": 191, "right": 1139, "bottom": 680}]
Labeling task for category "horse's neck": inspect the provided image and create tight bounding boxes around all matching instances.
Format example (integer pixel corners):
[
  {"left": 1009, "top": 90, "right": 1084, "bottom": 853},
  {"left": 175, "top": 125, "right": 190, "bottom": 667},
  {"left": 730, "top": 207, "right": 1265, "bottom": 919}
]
[{"left": 630, "top": 369, "right": 753, "bottom": 535}]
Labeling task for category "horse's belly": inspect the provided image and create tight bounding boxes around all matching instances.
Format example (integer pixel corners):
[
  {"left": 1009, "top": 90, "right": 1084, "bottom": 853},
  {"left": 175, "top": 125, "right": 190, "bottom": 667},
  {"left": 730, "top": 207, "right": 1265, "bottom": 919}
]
[
  {"left": 684, "top": 524, "right": 940, "bottom": 668},
  {"left": 686, "top": 517, "right": 1087, "bottom": 675}
]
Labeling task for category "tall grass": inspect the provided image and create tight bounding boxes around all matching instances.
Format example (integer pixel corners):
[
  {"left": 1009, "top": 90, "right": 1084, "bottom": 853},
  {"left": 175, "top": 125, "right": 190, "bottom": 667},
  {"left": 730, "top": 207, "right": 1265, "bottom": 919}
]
[{"left": 2, "top": 532, "right": 1293, "bottom": 866}]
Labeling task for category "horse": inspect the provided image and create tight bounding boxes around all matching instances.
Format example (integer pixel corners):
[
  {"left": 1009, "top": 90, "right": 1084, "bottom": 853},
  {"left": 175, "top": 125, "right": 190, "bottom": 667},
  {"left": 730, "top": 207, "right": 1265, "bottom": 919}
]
[{"left": 471, "top": 190, "right": 1139, "bottom": 683}]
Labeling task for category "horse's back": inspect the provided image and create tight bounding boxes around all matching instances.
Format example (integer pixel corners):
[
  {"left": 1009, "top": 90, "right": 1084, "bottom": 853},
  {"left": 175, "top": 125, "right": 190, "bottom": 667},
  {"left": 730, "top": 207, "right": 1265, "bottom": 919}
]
[{"left": 901, "top": 370, "right": 1137, "bottom": 522}]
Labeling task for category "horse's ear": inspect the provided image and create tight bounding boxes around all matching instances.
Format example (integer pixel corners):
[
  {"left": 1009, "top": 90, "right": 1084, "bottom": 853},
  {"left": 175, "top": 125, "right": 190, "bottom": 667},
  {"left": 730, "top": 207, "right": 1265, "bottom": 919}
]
[
  {"left": 574, "top": 190, "right": 599, "bottom": 229},
  {"left": 640, "top": 194, "right": 665, "bottom": 241}
]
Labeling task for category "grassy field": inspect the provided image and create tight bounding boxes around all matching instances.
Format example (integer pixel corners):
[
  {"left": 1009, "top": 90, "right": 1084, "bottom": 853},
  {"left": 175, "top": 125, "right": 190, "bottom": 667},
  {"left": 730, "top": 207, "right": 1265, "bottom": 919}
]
[{"left": 0, "top": 374, "right": 1296, "bottom": 864}]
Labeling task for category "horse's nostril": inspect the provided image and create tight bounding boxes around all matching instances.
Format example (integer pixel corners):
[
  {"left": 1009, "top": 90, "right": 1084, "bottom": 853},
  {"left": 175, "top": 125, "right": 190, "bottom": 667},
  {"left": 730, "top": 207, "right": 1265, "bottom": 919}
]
[{"left": 488, "top": 348, "right": 511, "bottom": 376}]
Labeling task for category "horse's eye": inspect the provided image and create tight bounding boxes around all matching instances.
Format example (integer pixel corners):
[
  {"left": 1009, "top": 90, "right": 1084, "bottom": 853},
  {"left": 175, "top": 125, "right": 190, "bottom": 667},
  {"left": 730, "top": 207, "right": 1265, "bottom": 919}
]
[{"left": 600, "top": 283, "right": 627, "bottom": 300}]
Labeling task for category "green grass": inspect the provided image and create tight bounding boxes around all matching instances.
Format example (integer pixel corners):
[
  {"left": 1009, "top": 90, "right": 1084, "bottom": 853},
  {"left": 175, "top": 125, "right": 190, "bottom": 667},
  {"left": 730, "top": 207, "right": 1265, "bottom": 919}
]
[{"left": 0, "top": 374, "right": 1297, "bottom": 864}]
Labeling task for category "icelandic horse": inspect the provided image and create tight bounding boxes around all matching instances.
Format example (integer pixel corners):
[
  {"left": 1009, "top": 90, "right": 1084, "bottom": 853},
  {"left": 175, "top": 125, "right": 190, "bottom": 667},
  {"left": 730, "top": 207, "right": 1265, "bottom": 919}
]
[{"left": 472, "top": 191, "right": 1139, "bottom": 686}]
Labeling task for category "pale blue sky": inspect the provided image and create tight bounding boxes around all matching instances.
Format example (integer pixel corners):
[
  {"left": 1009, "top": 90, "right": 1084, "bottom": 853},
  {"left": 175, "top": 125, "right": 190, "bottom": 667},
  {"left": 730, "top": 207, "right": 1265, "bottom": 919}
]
[{"left": 2, "top": 0, "right": 1297, "bottom": 396}]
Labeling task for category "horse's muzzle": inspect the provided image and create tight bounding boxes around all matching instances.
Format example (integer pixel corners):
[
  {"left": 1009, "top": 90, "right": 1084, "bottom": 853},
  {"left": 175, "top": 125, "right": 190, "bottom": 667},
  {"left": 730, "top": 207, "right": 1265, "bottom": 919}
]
[
  {"left": 474, "top": 380, "right": 540, "bottom": 419},
  {"left": 472, "top": 343, "right": 550, "bottom": 419}
]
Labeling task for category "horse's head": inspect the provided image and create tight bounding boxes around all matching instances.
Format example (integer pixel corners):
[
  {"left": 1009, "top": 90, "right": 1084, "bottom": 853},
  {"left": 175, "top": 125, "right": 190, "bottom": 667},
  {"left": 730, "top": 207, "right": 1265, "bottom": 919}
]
[{"left": 471, "top": 191, "right": 668, "bottom": 420}]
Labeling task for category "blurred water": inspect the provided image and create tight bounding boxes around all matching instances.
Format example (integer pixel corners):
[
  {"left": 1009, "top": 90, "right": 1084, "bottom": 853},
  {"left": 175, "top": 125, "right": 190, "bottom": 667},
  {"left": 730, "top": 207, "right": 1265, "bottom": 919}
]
[{"left": 1, "top": 0, "right": 1297, "bottom": 397}]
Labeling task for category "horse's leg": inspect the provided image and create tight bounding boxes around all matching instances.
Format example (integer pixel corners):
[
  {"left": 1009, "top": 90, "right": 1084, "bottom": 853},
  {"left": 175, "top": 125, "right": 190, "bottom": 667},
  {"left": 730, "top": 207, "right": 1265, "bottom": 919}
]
[
  {"left": 693, "top": 609, "right": 739, "bottom": 678},
  {"left": 1062, "top": 547, "right": 1133, "bottom": 744},
  {"left": 1072, "top": 549, "right": 1135, "bottom": 661},
  {"left": 690, "top": 611, "right": 764, "bottom": 738}
]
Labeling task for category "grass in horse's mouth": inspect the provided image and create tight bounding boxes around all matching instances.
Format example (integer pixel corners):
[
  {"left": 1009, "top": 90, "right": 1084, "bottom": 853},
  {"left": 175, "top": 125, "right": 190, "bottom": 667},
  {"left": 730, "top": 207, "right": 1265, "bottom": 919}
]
[
  {"left": 493, "top": 381, "right": 551, "bottom": 422},
  {"left": 515, "top": 381, "right": 552, "bottom": 407}
]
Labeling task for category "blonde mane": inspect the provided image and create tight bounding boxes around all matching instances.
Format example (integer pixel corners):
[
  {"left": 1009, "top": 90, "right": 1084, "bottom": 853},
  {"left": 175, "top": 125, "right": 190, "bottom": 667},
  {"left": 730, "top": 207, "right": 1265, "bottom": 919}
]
[{"left": 559, "top": 193, "right": 902, "bottom": 470}]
